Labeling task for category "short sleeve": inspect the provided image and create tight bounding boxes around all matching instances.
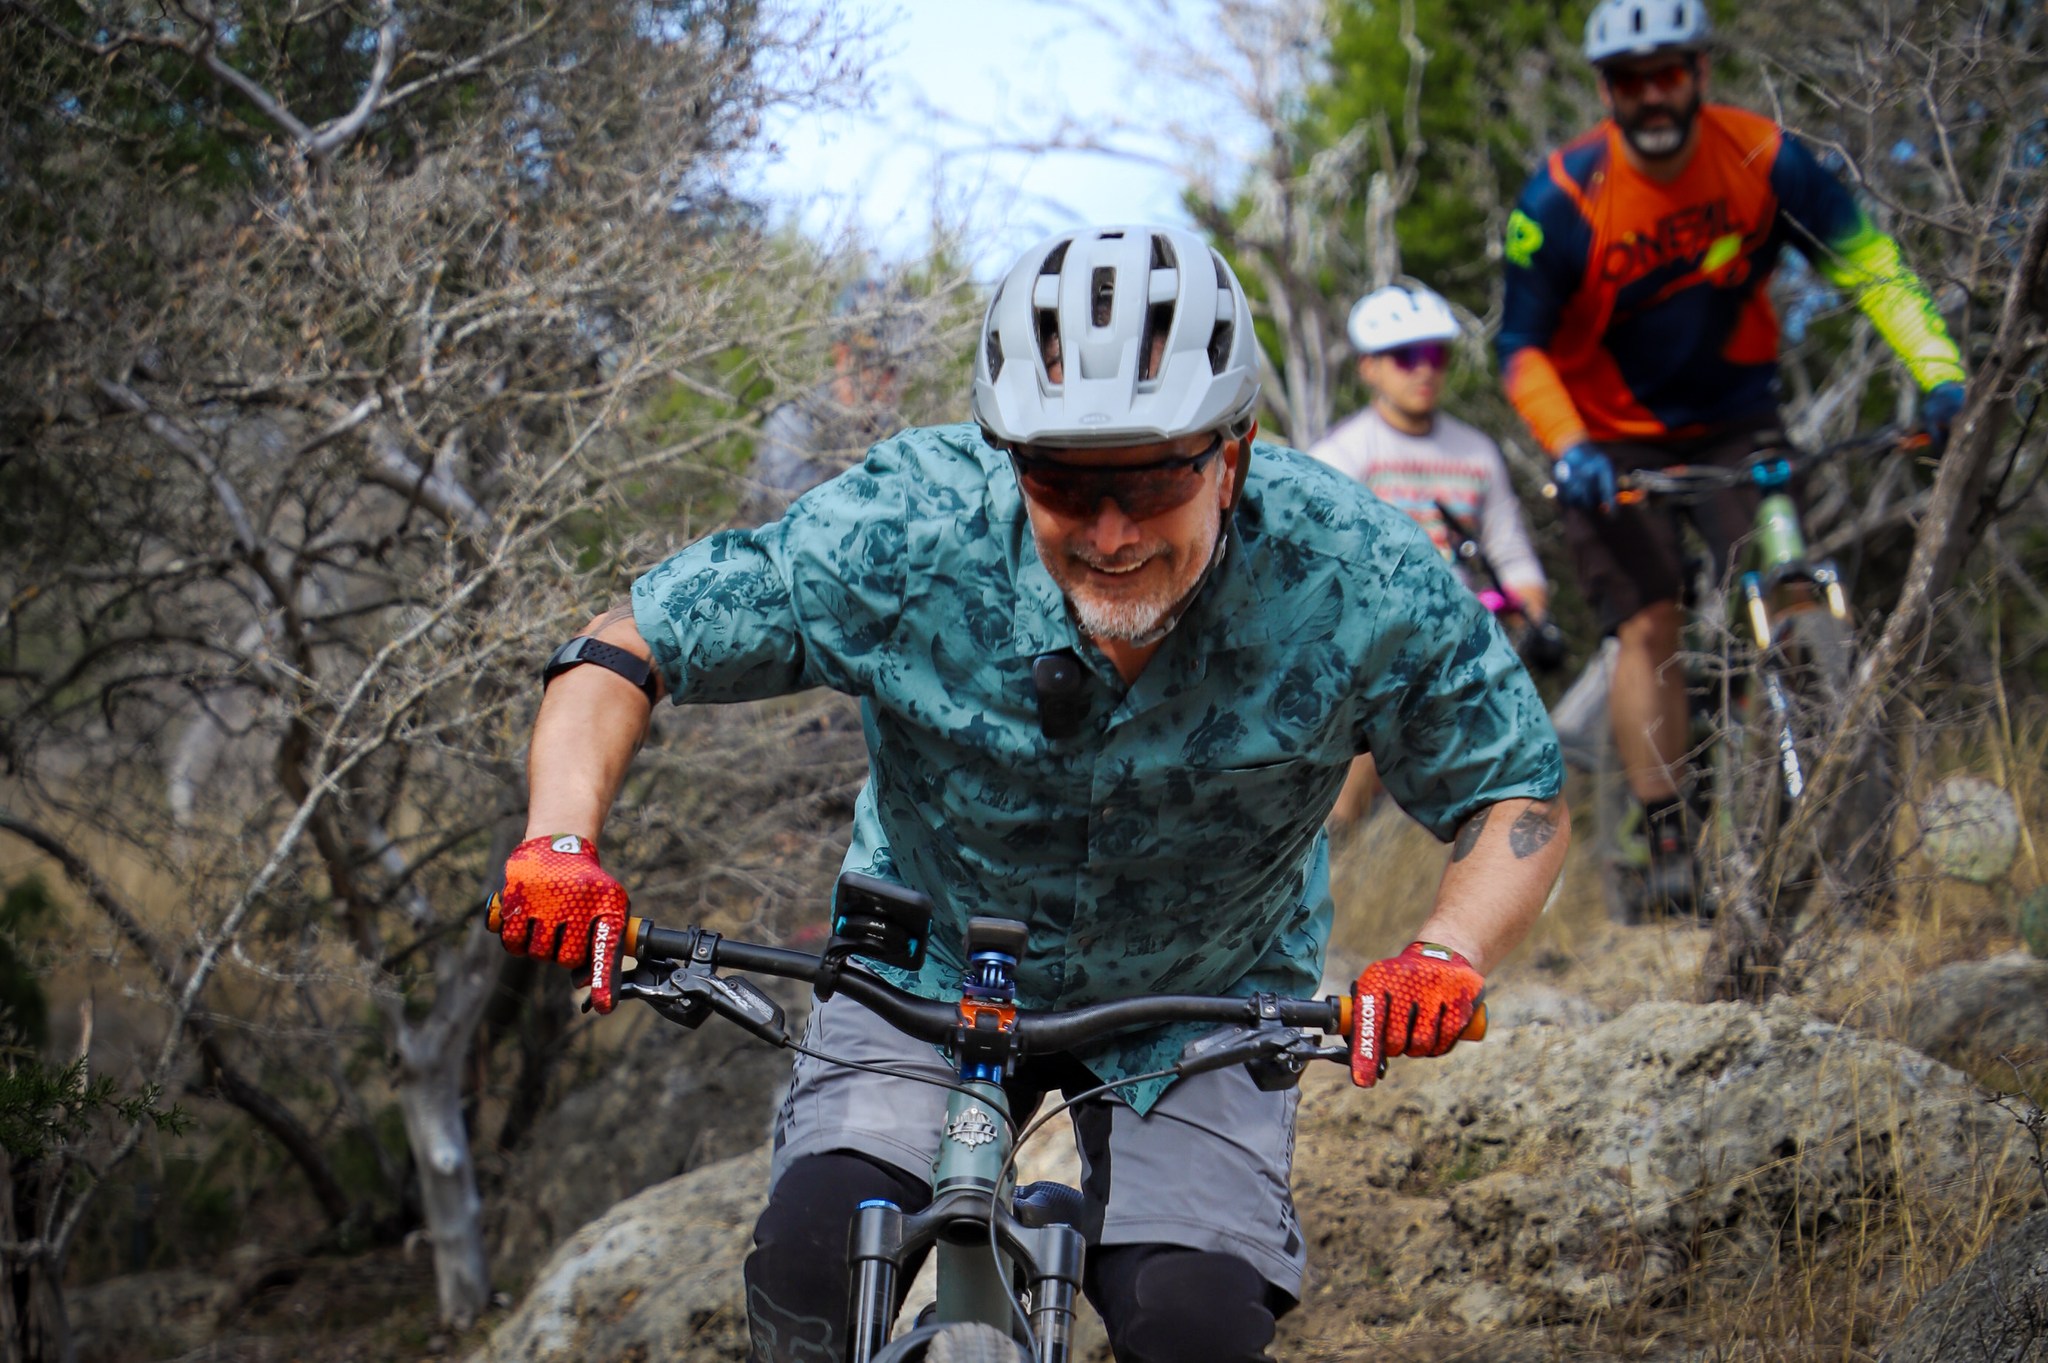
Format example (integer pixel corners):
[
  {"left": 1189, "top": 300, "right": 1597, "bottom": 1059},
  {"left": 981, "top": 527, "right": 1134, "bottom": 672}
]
[
  {"left": 1354, "top": 549, "right": 1564, "bottom": 840},
  {"left": 630, "top": 439, "right": 910, "bottom": 703}
]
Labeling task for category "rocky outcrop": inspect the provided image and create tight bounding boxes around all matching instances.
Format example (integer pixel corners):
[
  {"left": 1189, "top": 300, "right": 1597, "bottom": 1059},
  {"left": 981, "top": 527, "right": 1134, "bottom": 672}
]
[
  {"left": 1881, "top": 1207, "right": 2048, "bottom": 1363},
  {"left": 1291, "top": 995, "right": 2022, "bottom": 1330},
  {"left": 72, "top": 1268, "right": 233, "bottom": 1363},
  {"left": 473, "top": 993, "right": 2026, "bottom": 1361},
  {"left": 487, "top": 984, "right": 809, "bottom": 1287},
  {"left": 1842, "top": 950, "right": 2048, "bottom": 1076},
  {"left": 470, "top": 1148, "right": 767, "bottom": 1363}
]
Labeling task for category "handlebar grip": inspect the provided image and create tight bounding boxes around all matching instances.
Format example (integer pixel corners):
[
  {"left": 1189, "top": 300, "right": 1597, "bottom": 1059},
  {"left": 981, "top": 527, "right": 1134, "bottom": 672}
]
[{"left": 1461, "top": 1000, "right": 1488, "bottom": 1042}]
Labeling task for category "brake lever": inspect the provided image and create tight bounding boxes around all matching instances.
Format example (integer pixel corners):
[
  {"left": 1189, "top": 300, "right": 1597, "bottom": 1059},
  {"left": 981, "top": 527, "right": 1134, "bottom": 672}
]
[
  {"left": 1177, "top": 1026, "right": 1342, "bottom": 1092},
  {"left": 618, "top": 962, "right": 790, "bottom": 1045}
]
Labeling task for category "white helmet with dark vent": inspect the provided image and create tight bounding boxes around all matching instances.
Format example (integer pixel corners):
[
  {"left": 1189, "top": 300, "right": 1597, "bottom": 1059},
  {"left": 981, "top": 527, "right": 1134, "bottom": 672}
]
[
  {"left": 1584, "top": 0, "right": 1710, "bottom": 65},
  {"left": 972, "top": 225, "right": 1261, "bottom": 450},
  {"left": 1346, "top": 285, "right": 1459, "bottom": 355}
]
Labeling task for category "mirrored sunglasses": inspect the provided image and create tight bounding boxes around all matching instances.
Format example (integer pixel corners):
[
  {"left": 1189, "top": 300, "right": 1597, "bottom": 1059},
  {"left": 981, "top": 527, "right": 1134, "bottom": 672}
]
[
  {"left": 1381, "top": 341, "right": 1451, "bottom": 372},
  {"left": 1603, "top": 60, "right": 1695, "bottom": 99},
  {"left": 1010, "top": 434, "right": 1227, "bottom": 520}
]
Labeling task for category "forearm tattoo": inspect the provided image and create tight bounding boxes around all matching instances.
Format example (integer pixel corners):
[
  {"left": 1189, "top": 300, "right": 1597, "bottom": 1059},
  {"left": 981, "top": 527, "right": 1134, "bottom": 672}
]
[
  {"left": 1508, "top": 801, "right": 1561, "bottom": 860},
  {"left": 1450, "top": 805, "right": 1491, "bottom": 862}
]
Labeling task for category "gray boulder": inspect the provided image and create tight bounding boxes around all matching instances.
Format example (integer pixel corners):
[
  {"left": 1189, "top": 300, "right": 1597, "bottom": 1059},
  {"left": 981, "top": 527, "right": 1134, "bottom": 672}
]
[
  {"left": 1291, "top": 996, "right": 2022, "bottom": 1327},
  {"left": 1843, "top": 951, "right": 2048, "bottom": 1076},
  {"left": 476, "top": 997, "right": 2026, "bottom": 1359},
  {"left": 1881, "top": 1207, "right": 2048, "bottom": 1363},
  {"left": 488, "top": 987, "right": 807, "bottom": 1287},
  {"left": 469, "top": 1147, "right": 767, "bottom": 1363}
]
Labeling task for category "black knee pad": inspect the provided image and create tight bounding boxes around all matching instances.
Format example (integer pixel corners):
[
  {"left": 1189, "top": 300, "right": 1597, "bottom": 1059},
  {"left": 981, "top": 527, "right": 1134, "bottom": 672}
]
[
  {"left": 1092, "top": 1245, "right": 1284, "bottom": 1363},
  {"left": 745, "top": 1152, "right": 929, "bottom": 1363}
]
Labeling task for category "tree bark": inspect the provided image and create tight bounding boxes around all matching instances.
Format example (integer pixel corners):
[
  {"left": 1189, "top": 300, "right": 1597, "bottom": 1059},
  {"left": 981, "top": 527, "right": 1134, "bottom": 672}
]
[{"left": 391, "top": 919, "right": 505, "bottom": 1330}]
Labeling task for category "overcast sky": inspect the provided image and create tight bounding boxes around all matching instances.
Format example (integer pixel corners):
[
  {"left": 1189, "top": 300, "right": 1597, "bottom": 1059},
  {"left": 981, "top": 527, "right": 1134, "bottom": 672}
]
[{"left": 744, "top": 0, "right": 1219, "bottom": 277}]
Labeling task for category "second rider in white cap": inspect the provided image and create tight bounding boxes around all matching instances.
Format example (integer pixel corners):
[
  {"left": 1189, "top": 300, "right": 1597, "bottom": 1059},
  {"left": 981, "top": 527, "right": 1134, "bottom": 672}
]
[{"left": 1310, "top": 284, "right": 1552, "bottom": 830}]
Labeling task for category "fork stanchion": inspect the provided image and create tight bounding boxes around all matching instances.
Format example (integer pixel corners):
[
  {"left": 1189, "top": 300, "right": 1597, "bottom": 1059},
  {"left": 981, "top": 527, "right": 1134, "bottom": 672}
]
[
  {"left": 847, "top": 1200, "right": 906, "bottom": 1363},
  {"left": 1023, "top": 1223, "right": 1086, "bottom": 1363}
]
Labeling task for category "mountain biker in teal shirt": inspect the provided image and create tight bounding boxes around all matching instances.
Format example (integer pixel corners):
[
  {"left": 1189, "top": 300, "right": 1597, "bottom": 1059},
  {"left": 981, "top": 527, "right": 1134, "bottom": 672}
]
[{"left": 494, "top": 225, "right": 1568, "bottom": 1363}]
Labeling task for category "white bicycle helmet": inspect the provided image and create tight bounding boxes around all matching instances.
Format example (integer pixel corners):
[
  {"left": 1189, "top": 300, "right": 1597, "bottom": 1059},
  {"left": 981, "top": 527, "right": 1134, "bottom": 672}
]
[
  {"left": 971, "top": 225, "right": 1261, "bottom": 450},
  {"left": 1584, "top": 0, "right": 1710, "bottom": 65},
  {"left": 1346, "top": 285, "right": 1459, "bottom": 355}
]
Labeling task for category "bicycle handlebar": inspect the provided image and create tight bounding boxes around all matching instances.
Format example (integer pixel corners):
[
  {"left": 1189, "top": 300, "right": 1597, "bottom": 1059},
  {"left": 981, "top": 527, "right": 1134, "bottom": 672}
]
[
  {"left": 629, "top": 920, "right": 1356, "bottom": 1055},
  {"left": 622, "top": 912, "right": 1490, "bottom": 1064},
  {"left": 1540, "top": 427, "right": 1920, "bottom": 506}
]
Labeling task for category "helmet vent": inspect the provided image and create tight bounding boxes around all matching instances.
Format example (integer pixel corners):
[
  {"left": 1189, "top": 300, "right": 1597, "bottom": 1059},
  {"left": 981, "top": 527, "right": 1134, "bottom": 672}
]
[
  {"left": 1090, "top": 268, "right": 1116, "bottom": 327},
  {"left": 1151, "top": 234, "right": 1174, "bottom": 269},
  {"left": 1040, "top": 241, "right": 1070, "bottom": 276},
  {"left": 986, "top": 327, "right": 1004, "bottom": 382},
  {"left": 1207, "top": 318, "right": 1233, "bottom": 375},
  {"left": 1140, "top": 303, "right": 1174, "bottom": 381}
]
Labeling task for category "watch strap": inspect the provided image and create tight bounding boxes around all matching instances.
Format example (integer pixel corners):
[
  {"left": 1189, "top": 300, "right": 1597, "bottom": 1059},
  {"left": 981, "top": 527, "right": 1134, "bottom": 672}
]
[{"left": 543, "top": 636, "right": 660, "bottom": 704}]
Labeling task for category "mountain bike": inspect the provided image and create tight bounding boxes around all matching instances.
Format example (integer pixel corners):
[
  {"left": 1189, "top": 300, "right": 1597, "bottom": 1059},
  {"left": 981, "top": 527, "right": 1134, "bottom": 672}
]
[
  {"left": 613, "top": 871, "right": 1485, "bottom": 1362},
  {"left": 1578, "top": 431, "right": 1906, "bottom": 926}
]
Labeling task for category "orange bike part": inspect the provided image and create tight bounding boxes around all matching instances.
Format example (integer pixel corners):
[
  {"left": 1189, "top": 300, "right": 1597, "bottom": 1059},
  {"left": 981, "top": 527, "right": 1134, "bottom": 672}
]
[{"left": 958, "top": 998, "right": 1018, "bottom": 1033}]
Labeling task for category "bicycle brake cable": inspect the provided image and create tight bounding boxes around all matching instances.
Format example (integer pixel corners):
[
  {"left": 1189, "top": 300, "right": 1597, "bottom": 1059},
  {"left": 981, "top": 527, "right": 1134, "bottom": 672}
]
[{"left": 785, "top": 1039, "right": 1027, "bottom": 1117}]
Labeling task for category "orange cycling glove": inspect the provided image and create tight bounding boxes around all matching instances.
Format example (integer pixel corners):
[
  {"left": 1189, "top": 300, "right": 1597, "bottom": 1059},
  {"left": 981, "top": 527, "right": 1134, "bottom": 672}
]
[
  {"left": 1350, "top": 942, "right": 1484, "bottom": 1089},
  {"left": 487, "top": 834, "right": 630, "bottom": 1013}
]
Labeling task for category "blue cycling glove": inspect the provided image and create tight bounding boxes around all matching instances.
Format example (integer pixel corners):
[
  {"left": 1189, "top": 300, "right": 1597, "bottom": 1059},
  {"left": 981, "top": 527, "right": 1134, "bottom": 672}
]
[
  {"left": 1551, "top": 443, "right": 1616, "bottom": 512},
  {"left": 1920, "top": 382, "right": 1967, "bottom": 450}
]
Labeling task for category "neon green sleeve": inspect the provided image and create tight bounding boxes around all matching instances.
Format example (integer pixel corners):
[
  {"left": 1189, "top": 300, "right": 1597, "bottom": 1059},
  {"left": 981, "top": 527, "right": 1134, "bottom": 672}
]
[{"left": 1814, "top": 218, "right": 1966, "bottom": 390}]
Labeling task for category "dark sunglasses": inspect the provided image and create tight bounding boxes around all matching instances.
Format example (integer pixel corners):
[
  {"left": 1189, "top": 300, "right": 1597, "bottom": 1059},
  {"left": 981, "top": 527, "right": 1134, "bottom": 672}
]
[
  {"left": 1379, "top": 341, "right": 1451, "bottom": 372},
  {"left": 1603, "top": 59, "right": 1695, "bottom": 99},
  {"left": 1010, "top": 433, "right": 1228, "bottom": 520}
]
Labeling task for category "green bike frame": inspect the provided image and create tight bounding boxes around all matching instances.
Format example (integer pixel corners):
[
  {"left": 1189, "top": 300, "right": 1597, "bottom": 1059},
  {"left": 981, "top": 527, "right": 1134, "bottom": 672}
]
[
  {"left": 1727, "top": 465, "right": 1851, "bottom": 803},
  {"left": 843, "top": 932, "right": 1088, "bottom": 1363}
]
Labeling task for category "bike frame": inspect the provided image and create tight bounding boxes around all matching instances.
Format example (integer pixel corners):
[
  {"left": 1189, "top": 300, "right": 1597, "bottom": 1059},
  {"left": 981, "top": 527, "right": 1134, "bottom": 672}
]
[
  {"left": 844, "top": 943, "right": 1089, "bottom": 1363},
  {"left": 1724, "top": 458, "right": 1852, "bottom": 804},
  {"left": 621, "top": 916, "right": 1357, "bottom": 1363},
  {"left": 1584, "top": 433, "right": 1898, "bottom": 917}
]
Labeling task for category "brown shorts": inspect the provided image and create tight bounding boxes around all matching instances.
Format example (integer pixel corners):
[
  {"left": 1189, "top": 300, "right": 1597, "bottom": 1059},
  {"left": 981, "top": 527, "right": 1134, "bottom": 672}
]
[{"left": 1564, "top": 425, "right": 1785, "bottom": 635}]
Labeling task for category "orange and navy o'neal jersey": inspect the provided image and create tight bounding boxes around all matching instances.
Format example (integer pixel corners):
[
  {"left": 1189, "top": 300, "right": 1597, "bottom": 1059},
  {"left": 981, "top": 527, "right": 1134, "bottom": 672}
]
[{"left": 1498, "top": 105, "right": 1963, "bottom": 454}]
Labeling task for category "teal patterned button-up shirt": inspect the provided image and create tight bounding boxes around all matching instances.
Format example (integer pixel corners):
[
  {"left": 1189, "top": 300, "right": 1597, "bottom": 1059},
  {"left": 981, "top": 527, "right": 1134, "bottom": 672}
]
[{"left": 632, "top": 423, "right": 1562, "bottom": 1110}]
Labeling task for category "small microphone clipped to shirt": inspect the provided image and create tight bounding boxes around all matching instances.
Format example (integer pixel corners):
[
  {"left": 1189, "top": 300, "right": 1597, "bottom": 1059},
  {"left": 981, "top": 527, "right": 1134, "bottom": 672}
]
[{"left": 1030, "top": 650, "right": 1088, "bottom": 740}]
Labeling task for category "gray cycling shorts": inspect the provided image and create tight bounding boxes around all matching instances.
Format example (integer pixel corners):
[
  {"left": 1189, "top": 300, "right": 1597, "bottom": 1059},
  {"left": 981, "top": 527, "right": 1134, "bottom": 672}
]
[{"left": 768, "top": 991, "right": 1307, "bottom": 1297}]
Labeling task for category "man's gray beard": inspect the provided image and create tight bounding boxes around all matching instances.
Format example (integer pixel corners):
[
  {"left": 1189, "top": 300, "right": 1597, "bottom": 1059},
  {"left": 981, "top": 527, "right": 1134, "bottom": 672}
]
[
  {"left": 1068, "top": 581, "right": 1175, "bottom": 642},
  {"left": 1625, "top": 123, "right": 1685, "bottom": 157},
  {"left": 1062, "top": 531, "right": 1228, "bottom": 644},
  {"left": 1619, "top": 97, "right": 1698, "bottom": 160}
]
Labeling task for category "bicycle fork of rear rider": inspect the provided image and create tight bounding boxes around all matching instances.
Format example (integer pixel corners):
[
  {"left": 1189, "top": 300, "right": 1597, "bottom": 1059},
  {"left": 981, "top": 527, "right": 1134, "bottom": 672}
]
[
  {"left": 1733, "top": 485, "right": 1851, "bottom": 803},
  {"left": 843, "top": 934, "right": 1089, "bottom": 1362}
]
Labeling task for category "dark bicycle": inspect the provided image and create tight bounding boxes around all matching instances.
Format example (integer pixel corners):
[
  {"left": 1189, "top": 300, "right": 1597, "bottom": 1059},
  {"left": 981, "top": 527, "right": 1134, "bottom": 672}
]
[
  {"left": 1570, "top": 430, "right": 1908, "bottom": 926},
  {"left": 615, "top": 871, "right": 1483, "bottom": 1362}
]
